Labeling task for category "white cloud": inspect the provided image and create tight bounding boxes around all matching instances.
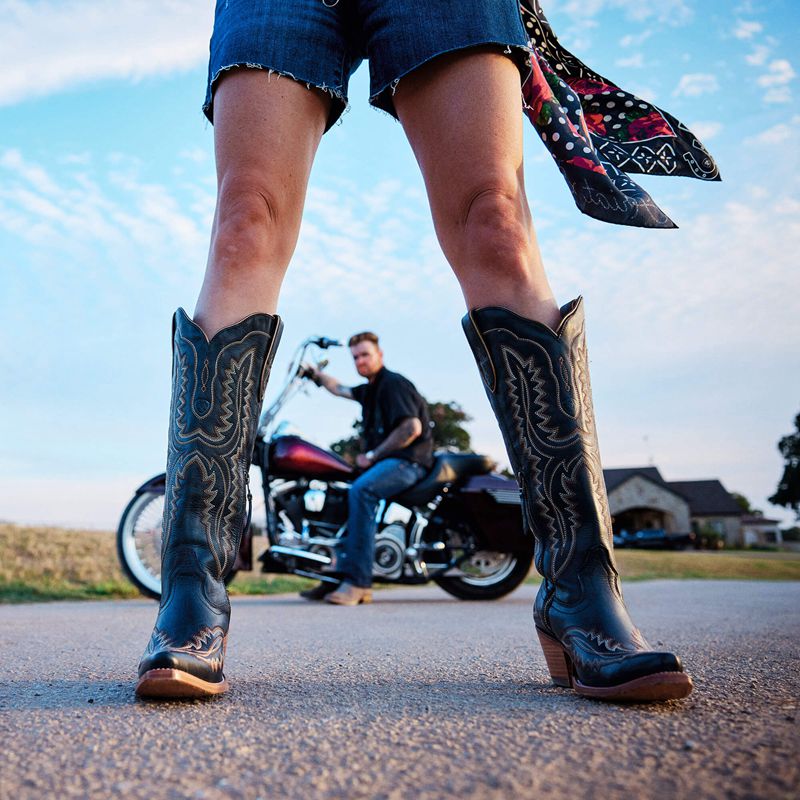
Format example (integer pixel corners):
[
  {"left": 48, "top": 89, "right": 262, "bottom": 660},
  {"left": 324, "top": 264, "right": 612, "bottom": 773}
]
[
  {"left": 616, "top": 53, "right": 645, "bottom": 69},
  {"left": 0, "top": 0, "right": 213, "bottom": 106},
  {"left": 562, "top": 0, "right": 692, "bottom": 25},
  {"left": 765, "top": 86, "right": 792, "bottom": 104},
  {"left": 757, "top": 59, "right": 796, "bottom": 87},
  {"left": 733, "top": 20, "right": 763, "bottom": 40},
  {"left": 689, "top": 121, "right": 723, "bottom": 141},
  {"left": 746, "top": 44, "right": 771, "bottom": 66},
  {"left": 620, "top": 29, "right": 654, "bottom": 48},
  {"left": 673, "top": 73, "right": 720, "bottom": 97}
]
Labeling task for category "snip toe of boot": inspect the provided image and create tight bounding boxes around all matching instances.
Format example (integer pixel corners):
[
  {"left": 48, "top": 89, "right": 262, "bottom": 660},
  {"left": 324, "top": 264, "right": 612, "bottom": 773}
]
[{"left": 574, "top": 651, "right": 692, "bottom": 702}]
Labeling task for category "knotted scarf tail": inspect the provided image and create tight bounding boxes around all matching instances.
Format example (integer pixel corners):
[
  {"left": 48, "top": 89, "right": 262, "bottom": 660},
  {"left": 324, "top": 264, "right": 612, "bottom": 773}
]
[{"left": 519, "top": 0, "right": 720, "bottom": 229}]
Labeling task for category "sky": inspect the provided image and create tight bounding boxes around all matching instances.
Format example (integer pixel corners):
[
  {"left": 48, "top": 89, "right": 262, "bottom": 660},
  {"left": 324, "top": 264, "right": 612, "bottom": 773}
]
[{"left": 1, "top": 0, "right": 798, "bottom": 530}]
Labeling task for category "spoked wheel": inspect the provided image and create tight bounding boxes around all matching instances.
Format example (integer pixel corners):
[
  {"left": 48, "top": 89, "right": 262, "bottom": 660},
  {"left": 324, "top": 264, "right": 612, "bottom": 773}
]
[
  {"left": 434, "top": 549, "right": 533, "bottom": 600},
  {"left": 116, "top": 490, "right": 167, "bottom": 600}
]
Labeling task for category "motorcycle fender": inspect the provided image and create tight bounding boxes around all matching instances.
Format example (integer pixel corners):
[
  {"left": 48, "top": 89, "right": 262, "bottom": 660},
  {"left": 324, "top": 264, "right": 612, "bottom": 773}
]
[
  {"left": 135, "top": 473, "right": 166, "bottom": 495},
  {"left": 459, "top": 474, "right": 530, "bottom": 552}
]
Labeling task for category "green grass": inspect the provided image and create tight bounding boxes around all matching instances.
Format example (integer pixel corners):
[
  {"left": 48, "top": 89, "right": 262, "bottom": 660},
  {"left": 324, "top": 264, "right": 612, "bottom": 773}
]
[
  {"left": 2, "top": 523, "right": 798, "bottom": 604},
  {"left": 526, "top": 548, "right": 800, "bottom": 584}
]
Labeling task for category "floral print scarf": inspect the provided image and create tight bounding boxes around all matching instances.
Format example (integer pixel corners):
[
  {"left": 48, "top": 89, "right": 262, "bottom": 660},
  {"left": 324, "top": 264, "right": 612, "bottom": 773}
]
[{"left": 519, "top": 0, "right": 720, "bottom": 228}]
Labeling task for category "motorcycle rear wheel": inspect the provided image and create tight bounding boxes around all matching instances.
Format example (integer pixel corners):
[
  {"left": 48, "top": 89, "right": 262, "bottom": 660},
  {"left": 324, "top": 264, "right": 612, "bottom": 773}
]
[
  {"left": 116, "top": 489, "right": 238, "bottom": 600},
  {"left": 434, "top": 549, "right": 533, "bottom": 600}
]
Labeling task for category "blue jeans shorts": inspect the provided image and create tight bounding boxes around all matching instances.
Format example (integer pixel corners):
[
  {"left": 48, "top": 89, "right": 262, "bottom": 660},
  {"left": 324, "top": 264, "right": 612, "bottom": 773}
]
[{"left": 204, "top": 0, "right": 530, "bottom": 130}]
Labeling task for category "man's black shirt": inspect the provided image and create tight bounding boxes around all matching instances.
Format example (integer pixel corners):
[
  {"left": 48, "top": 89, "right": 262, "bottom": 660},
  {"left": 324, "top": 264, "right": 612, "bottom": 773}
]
[{"left": 351, "top": 367, "right": 433, "bottom": 468}]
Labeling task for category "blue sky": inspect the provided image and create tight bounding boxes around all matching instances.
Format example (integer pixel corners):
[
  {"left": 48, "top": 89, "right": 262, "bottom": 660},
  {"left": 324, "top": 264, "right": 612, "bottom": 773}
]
[{"left": 1, "top": 0, "right": 798, "bottom": 529}]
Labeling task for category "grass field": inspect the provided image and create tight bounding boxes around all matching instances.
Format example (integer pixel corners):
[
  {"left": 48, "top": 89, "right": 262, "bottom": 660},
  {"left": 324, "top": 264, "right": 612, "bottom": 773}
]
[{"left": 1, "top": 523, "right": 798, "bottom": 603}]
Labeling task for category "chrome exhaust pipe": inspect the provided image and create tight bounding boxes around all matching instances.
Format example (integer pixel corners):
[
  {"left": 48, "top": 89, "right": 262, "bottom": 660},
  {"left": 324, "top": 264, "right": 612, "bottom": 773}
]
[{"left": 269, "top": 545, "right": 332, "bottom": 565}]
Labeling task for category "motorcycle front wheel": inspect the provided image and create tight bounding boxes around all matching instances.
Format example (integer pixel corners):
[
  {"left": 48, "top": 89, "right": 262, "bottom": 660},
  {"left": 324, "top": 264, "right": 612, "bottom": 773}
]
[
  {"left": 116, "top": 489, "right": 238, "bottom": 600},
  {"left": 434, "top": 549, "right": 533, "bottom": 601}
]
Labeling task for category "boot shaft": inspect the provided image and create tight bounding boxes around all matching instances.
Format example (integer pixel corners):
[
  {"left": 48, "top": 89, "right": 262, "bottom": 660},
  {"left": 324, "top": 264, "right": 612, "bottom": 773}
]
[
  {"left": 163, "top": 308, "right": 283, "bottom": 580},
  {"left": 462, "top": 298, "right": 615, "bottom": 587}
]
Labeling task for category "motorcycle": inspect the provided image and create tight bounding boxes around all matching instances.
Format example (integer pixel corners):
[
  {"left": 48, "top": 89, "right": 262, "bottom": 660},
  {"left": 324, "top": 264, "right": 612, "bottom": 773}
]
[{"left": 116, "top": 335, "right": 533, "bottom": 601}]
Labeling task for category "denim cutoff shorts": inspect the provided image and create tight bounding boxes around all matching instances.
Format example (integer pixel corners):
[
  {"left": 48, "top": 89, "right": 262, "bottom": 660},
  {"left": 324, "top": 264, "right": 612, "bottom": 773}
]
[{"left": 203, "top": 0, "right": 530, "bottom": 130}]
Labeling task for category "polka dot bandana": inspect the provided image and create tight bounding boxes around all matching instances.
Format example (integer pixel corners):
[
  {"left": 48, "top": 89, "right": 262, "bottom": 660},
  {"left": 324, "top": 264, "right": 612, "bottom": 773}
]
[{"left": 519, "top": 0, "right": 720, "bottom": 228}]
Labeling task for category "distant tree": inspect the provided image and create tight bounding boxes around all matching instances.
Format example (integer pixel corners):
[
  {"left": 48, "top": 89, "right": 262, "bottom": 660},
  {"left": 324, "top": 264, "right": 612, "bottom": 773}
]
[
  {"left": 731, "top": 492, "right": 762, "bottom": 516},
  {"left": 769, "top": 412, "right": 800, "bottom": 520},
  {"left": 782, "top": 526, "right": 800, "bottom": 543},
  {"left": 427, "top": 401, "right": 472, "bottom": 452},
  {"left": 330, "top": 400, "right": 473, "bottom": 463}
]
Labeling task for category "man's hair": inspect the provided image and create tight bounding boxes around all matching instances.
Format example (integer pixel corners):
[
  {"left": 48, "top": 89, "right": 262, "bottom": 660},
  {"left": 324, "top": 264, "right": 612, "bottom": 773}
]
[{"left": 348, "top": 331, "right": 380, "bottom": 348}]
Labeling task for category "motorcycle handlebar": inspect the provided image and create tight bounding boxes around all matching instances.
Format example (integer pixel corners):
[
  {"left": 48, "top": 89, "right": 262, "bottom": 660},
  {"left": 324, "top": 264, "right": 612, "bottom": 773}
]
[{"left": 311, "top": 337, "right": 342, "bottom": 349}]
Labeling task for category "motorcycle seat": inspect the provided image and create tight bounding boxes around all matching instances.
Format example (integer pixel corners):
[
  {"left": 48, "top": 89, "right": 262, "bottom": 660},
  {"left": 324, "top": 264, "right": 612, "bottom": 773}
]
[{"left": 392, "top": 452, "right": 495, "bottom": 508}]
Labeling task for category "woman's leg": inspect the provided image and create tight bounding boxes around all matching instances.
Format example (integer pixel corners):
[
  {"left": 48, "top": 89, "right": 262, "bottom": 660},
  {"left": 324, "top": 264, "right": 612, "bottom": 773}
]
[
  {"left": 136, "top": 70, "right": 330, "bottom": 699},
  {"left": 195, "top": 69, "right": 331, "bottom": 337},
  {"left": 393, "top": 49, "right": 692, "bottom": 702},
  {"left": 393, "top": 48, "right": 559, "bottom": 329}
]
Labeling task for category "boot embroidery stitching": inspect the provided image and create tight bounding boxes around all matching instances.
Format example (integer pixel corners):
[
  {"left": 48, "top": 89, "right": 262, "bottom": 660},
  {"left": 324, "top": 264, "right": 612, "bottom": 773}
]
[{"left": 146, "top": 626, "right": 226, "bottom": 670}]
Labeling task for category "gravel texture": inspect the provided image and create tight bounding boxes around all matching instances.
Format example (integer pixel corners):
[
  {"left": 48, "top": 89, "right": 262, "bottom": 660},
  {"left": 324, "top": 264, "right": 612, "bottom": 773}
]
[{"left": 0, "top": 580, "right": 798, "bottom": 800}]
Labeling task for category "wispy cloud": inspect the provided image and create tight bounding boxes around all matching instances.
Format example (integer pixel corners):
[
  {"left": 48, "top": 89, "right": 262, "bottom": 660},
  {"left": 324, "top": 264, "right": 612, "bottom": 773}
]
[
  {"left": 561, "top": 0, "right": 693, "bottom": 25},
  {"left": 757, "top": 58, "right": 796, "bottom": 88},
  {"left": 733, "top": 19, "right": 763, "bottom": 40},
  {"left": 0, "top": 0, "right": 212, "bottom": 106},
  {"left": 746, "top": 116, "right": 800, "bottom": 145},
  {"left": 673, "top": 73, "right": 720, "bottom": 97},
  {"left": 689, "top": 121, "right": 723, "bottom": 141}
]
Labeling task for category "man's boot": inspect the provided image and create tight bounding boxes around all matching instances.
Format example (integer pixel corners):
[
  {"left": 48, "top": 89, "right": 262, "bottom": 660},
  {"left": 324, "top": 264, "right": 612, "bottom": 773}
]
[
  {"left": 463, "top": 298, "right": 692, "bottom": 701},
  {"left": 136, "top": 308, "right": 282, "bottom": 699}
]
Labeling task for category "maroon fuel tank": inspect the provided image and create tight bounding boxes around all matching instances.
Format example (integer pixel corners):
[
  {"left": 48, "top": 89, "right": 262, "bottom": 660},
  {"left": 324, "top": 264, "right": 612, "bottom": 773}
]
[{"left": 268, "top": 435, "right": 355, "bottom": 481}]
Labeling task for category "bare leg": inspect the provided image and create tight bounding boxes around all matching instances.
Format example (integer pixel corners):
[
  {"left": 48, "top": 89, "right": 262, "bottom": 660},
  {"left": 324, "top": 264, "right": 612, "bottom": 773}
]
[
  {"left": 194, "top": 69, "right": 331, "bottom": 337},
  {"left": 393, "top": 48, "right": 560, "bottom": 329},
  {"left": 396, "top": 49, "right": 693, "bottom": 702}
]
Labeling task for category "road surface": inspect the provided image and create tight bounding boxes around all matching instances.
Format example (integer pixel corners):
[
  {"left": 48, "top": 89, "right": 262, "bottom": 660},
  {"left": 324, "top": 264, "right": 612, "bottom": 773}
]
[{"left": 0, "top": 581, "right": 798, "bottom": 799}]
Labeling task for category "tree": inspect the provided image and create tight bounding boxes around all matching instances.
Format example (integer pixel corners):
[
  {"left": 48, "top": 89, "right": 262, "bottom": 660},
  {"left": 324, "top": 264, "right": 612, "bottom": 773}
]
[
  {"left": 731, "top": 492, "right": 762, "bottom": 516},
  {"left": 769, "top": 412, "right": 800, "bottom": 520},
  {"left": 427, "top": 401, "right": 472, "bottom": 452},
  {"left": 330, "top": 400, "right": 473, "bottom": 464}
]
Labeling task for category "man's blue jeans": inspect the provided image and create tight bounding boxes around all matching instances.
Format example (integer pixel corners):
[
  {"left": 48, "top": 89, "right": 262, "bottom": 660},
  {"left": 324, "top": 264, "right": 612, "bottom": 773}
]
[{"left": 338, "top": 457, "right": 427, "bottom": 588}]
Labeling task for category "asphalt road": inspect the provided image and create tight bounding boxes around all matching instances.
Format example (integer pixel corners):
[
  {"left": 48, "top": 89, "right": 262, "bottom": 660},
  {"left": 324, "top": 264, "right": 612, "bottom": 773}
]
[{"left": 1, "top": 581, "right": 798, "bottom": 800}]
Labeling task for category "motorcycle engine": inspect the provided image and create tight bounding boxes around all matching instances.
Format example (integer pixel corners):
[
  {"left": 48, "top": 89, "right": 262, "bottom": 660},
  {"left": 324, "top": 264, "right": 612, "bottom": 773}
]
[{"left": 373, "top": 522, "right": 407, "bottom": 580}]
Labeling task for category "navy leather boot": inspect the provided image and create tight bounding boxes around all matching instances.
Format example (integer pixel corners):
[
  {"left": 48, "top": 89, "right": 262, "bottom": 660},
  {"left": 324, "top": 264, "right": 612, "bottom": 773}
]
[
  {"left": 136, "top": 308, "right": 282, "bottom": 698},
  {"left": 463, "top": 298, "right": 692, "bottom": 701}
]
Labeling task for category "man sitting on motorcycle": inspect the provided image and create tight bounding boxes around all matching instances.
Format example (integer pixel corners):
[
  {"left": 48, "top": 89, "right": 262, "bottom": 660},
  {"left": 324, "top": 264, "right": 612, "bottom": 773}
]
[{"left": 304, "top": 331, "right": 434, "bottom": 605}]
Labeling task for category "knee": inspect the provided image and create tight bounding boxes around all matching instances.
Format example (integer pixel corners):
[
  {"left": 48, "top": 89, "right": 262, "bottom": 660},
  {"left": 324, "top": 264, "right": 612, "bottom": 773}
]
[
  {"left": 459, "top": 182, "right": 532, "bottom": 269},
  {"left": 211, "top": 177, "right": 293, "bottom": 267}
]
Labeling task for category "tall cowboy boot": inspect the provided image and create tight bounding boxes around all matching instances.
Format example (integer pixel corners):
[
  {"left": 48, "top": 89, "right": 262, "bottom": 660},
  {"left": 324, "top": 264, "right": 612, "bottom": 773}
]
[
  {"left": 136, "top": 308, "right": 282, "bottom": 698},
  {"left": 463, "top": 298, "right": 692, "bottom": 701}
]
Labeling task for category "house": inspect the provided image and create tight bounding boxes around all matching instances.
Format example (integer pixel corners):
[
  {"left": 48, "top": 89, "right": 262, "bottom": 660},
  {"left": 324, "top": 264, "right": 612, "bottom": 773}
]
[
  {"left": 740, "top": 515, "right": 783, "bottom": 547},
  {"left": 603, "top": 467, "right": 745, "bottom": 546}
]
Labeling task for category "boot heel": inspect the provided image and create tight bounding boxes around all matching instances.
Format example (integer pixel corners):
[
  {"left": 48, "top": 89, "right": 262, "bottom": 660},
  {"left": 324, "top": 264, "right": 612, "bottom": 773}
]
[{"left": 537, "top": 628, "right": 573, "bottom": 688}]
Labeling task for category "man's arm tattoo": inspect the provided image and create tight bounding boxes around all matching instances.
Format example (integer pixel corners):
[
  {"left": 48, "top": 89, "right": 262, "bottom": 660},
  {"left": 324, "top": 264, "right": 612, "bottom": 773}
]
[{"left": 373, "top": 417, "right": 422, "bottom": 458}]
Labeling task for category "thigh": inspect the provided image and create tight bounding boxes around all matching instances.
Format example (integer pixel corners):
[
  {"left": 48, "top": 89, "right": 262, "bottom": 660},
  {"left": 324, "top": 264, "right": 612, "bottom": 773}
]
[
  {"left": 351, "top": 459, "right": 423, "bottom": 499},
  {"left": 204, "top": 0, "right": 357, "bottom": 130},
  {"left": 392, "top": 49, "right": 528, "bottom": 244},
  {"left": 212, "top": 68, "right": 330, "bottom": 232},
  {"left": 359, "top": 0, "right": 529, "bottom": 116}
]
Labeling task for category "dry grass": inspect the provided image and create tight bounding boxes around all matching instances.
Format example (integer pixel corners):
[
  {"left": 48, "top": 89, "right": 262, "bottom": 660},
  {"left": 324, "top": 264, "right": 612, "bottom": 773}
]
[
  {"left": 0, "top": 523, "right": 312, "bottom": 603},
  {"left": 2, "top": 523, "right": 798, "bottom": 603}
]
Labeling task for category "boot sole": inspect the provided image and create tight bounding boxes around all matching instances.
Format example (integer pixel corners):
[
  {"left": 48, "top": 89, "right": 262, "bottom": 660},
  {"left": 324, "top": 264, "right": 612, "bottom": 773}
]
[
  {"left": 537, "top": 628, "right": 693, "bottom": 702},
  {"left": 136, "top": 669, "right": 229, "bottom": 699},
  {"left": 325, "top": 592, "right": 373, "bottom": 606}
]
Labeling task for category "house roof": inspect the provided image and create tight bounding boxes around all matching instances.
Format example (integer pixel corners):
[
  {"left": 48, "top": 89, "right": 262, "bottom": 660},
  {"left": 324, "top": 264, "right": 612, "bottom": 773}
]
[
  {"left": 741, "top": 515, "right": 781, "bottom": 525},
  {"left": 603, "top": 467, "right": 667, "bottom": 493},
  {"left": 666, "top": 480, "right": 744, "bottom": 516}
]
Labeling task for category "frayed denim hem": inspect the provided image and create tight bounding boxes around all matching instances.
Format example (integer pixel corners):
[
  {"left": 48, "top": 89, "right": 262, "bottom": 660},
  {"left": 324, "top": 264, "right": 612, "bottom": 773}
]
[
  {"left": 203, "top": 62, "right": 349, "bottom": 131},
  {"left": 369, "top": 40, "right": 533, "bottom": 119}
]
